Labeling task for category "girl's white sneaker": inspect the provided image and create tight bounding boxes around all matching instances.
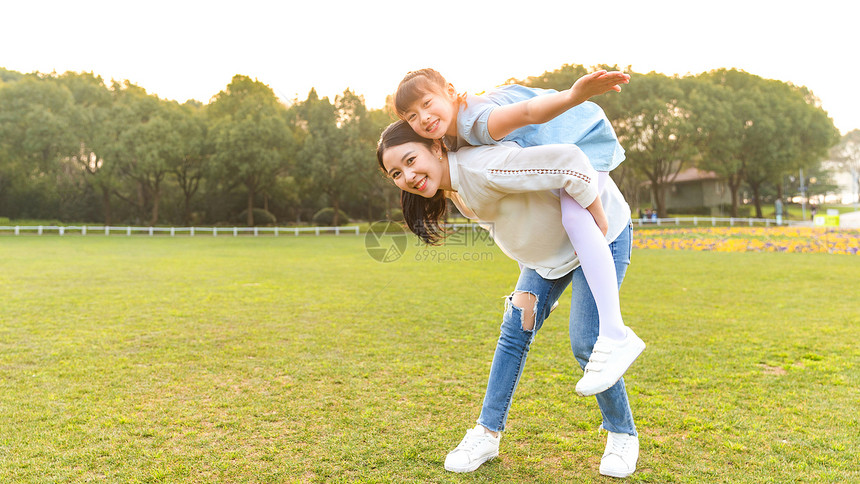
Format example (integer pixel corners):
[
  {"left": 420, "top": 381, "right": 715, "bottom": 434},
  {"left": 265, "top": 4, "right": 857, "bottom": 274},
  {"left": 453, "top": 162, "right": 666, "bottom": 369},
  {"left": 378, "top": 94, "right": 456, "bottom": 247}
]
[
  {"left": 575, "top": 329, "right": 645, "bottom": 396},
  {"left": 443, "top": 425, "right": 500, "bottom": 473}
]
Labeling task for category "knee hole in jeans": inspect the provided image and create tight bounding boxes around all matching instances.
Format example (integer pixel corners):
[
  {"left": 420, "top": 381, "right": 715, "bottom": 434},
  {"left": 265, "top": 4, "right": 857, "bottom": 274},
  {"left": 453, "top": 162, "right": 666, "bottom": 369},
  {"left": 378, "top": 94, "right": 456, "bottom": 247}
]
[{"left": 510, "top": 291, "right": 538, "bottom": 331}]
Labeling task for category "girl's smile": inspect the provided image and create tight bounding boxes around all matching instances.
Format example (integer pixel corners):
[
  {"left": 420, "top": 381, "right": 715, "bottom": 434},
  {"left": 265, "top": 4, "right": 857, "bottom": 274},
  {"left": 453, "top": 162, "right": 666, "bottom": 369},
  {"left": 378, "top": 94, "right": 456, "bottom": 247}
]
[{"left": 425, "top": 119, "right": 441, "bottom": 135}]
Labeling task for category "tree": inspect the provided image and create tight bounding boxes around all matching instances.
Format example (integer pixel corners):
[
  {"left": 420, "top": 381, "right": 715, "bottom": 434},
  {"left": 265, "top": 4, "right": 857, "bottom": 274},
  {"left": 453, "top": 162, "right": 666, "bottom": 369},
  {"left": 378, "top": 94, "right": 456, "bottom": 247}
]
[
  {"left": 292, "top": 89, "right": 360, "bottom": 226},
  {"left": 356, "top": 107, "right": 400, "bottom": 221},
  {"left": 696, "top": 69, "right": 838, "bottom": 216},
  {"left": 0, "top": 76, "right": 77, "bottom": 170},
  {"left": 208, "top": 75, "right": 294, "bottom": 226},
  {"left": 53, "top": 71, "right": 116, "bottom": 223},
  {"left": 686, "top": 73, "right": 756, "bottom": 217},
  {"left": 0, "top": 67, "right": 24, "bottom": 83},
  {"left": 747, "top": 81, "right": 837, "bottom": 216},
  {"left": 97, "top": 81, "right": 172, "bottom": 225},
  {"left": 133, "top": 100, "right": 207, "bottom": 226},
  {"left": 830, "top": 130, "right": 860, "bottom": 206},
  {"left": 613, "top": 72, "right": 698, "bottom": 217},
  {"left": 335, "top": 89, "right": 393, "bottom": 223},
  {"left": 171, "top": 102, "right": 208, "bottom": 225},
  {"left": 0, "top": 76, "right": 79, "bottom": 218}
]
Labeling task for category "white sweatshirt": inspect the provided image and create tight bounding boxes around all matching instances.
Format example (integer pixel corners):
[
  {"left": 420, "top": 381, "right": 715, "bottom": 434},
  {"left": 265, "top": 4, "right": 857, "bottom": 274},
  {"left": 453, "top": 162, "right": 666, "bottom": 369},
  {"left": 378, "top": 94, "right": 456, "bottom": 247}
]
[{"left": 447, "top": 142, "right": 631, "bottom": 279}]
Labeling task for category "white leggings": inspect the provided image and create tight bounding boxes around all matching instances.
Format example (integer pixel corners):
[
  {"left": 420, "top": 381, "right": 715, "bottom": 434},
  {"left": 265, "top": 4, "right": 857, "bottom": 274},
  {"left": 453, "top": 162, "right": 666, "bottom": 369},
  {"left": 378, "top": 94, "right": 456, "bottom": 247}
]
[{"left": 559, "top": 172, "right": 626, "bottom": 340}]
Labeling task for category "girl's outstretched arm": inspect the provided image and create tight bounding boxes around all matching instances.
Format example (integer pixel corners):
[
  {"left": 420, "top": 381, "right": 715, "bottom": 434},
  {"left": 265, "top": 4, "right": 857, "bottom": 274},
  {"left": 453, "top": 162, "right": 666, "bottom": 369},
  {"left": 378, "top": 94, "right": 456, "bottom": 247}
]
[{"left": 486, "top": 70, "right": 630, "bottom": 141}]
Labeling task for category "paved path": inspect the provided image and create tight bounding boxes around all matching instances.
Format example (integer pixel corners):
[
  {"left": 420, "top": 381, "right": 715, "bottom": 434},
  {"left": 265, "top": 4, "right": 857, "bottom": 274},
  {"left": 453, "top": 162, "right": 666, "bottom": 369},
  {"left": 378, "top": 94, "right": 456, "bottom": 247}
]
[{"left": 838, "top": 211, "right": 860, "bottom": 228}]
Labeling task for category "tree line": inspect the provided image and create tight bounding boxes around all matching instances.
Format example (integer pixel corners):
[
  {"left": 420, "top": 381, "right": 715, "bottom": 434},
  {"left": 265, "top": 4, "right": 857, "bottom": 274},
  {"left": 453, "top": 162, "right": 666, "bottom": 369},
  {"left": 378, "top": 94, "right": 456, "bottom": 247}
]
[{"left": 0, "top": 65, "right": 848, "bottom": 226}]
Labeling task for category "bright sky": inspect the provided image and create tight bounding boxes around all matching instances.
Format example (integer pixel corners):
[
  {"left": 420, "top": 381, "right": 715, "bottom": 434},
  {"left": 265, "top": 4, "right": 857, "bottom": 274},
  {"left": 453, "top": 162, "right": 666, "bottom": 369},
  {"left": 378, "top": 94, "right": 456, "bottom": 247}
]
[{"left": 3, "top": 0, "right": 858, "bottom": 134}]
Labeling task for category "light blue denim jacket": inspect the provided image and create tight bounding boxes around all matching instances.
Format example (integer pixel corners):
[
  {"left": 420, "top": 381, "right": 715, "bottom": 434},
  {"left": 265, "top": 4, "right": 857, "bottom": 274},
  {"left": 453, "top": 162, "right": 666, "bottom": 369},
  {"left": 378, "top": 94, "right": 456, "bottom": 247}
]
[{"left": 446, "top": 84, "right": 625, "bottom": 172}]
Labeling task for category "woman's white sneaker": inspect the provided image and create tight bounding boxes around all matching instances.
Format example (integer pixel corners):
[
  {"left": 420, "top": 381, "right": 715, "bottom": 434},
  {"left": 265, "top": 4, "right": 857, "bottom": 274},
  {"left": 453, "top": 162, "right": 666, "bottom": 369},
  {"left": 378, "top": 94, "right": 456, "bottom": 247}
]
[
  {"left": 443, "top": 425, "right": 500, "bottom": 473},
  {"left": 575, "top": 329, "right": 645, "bottom": 396},
  {"left": 599, "top": 431, "right": 639, "bottom": 478}
]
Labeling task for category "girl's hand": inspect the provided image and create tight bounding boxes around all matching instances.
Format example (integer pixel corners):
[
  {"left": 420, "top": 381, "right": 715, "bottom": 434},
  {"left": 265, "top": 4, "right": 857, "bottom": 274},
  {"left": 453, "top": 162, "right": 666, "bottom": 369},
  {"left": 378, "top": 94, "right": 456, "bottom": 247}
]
[
  {"left": 585, "top": 196, "right": 609, "bottom": 237},
  {"left": 570, "top": 70, "right": 630, "bottom": 105}
]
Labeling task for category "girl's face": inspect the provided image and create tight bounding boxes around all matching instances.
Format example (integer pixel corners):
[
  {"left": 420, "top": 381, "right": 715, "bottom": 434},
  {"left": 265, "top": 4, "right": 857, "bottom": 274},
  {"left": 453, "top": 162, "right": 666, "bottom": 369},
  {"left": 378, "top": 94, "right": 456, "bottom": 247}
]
[
  {"left": 400, "top": 86, "right": 458, "bottom": 140},
  {"left": 381, "top": 141, "right": 450, "bottom": 198}
]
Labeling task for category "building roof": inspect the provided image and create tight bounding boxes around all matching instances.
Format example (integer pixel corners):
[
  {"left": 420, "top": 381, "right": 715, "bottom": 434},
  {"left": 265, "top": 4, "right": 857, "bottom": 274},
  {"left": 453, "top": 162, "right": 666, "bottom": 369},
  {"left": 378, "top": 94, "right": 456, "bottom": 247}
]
[
  {"left": 670, "top": 167, "right": 720, "bottom": 183},
  {"left": 642, "top": 167, "right": 721, "bottom": 185}
]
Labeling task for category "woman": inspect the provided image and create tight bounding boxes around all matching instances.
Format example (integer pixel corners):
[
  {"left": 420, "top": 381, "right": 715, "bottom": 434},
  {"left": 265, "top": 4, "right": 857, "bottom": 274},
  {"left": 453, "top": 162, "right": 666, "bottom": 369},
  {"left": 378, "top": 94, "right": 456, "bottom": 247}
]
[{"left": 376, "top": 120, "right": 642, "bottom": 478}]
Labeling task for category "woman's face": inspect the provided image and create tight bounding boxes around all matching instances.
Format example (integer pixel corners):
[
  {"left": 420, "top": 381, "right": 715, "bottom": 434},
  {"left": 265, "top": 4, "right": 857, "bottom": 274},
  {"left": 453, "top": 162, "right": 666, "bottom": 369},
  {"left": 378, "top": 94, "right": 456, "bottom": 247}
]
[{"left": 381, "top": 141, "right": 449, "bottom": 198}]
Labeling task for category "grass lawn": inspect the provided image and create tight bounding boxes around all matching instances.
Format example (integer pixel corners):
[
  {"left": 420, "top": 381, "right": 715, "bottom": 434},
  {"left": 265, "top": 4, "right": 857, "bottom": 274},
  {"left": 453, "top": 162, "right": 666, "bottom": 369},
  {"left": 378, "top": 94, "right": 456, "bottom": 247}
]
[{"left": 0, "top": 234, "right": 857, "bottom": 483}]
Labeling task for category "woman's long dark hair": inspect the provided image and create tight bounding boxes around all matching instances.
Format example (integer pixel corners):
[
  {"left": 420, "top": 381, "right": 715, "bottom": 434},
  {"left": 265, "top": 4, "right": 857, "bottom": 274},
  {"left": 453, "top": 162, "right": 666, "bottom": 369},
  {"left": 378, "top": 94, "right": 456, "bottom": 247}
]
[{"left": 376, "top": 120, "right": 448, "bottom": 245}]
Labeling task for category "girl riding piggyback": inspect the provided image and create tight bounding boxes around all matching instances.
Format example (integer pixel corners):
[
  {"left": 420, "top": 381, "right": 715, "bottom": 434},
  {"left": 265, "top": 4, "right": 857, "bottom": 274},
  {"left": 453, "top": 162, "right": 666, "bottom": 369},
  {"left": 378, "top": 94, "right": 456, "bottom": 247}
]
[{"left": 393, "top": 68, "right": 644, "bottom": 398}]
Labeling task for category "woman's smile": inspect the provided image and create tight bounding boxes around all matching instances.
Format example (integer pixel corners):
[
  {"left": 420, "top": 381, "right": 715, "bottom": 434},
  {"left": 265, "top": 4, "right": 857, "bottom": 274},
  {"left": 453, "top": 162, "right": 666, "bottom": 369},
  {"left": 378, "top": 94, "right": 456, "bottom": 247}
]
[{"left": 414, "top": 176, "right": 428, "bottom": 192}]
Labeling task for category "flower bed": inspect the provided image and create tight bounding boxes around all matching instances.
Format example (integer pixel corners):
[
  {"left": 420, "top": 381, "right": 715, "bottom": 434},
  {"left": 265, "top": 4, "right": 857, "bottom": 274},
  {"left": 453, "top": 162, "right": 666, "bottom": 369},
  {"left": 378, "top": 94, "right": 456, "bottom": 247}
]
[{"left": 632, "top": 227, "right": 860, "bottom": 255}]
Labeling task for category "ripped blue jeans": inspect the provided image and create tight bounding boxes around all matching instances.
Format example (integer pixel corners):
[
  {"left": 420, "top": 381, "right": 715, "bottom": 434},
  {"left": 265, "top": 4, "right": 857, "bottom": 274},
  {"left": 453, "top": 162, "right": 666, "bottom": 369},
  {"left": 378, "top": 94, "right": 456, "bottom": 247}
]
[{"left": 477, "top": 222, "right": 636, "bottom": 436}]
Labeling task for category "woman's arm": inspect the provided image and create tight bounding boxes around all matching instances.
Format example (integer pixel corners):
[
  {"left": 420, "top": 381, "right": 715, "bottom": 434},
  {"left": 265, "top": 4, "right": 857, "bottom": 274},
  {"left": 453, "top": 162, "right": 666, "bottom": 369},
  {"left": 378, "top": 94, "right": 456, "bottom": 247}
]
[{"left": 486, "top": 71, "right": 629, "bottom": 141}]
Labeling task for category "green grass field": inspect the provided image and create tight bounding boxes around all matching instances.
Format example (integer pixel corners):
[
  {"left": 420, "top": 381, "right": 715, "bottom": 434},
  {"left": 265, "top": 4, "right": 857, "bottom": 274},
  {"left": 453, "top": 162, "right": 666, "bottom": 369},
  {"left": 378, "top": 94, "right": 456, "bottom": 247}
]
[{"left": 1, "top": 235, "right": 857, "bottom": 483}]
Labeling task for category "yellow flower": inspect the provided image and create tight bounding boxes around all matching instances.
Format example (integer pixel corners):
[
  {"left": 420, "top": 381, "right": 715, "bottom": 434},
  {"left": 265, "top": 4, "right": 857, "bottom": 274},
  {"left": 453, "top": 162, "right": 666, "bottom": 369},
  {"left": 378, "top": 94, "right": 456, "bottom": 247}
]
[{"left": 633, "top": 226, "right": 860, "bottom": 255}]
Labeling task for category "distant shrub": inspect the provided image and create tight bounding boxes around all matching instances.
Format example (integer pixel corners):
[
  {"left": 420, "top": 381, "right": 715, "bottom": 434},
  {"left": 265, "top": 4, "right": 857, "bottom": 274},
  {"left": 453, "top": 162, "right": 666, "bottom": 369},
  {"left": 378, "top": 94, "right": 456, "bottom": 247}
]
[
  {"left": 313, "top": 208, "right": 350, "bottom": 226},
  {"left": 717, "top": 204, "right": 752, "bottom": 217},
  {"left": 236, "top": 208, "right": 277, "bottom": 226},
  {"left": 388, "top": 209, "right": 403, "bottom": 222},
  {"left": 679, "top": 206, "right": 714, "bottom": 216}
]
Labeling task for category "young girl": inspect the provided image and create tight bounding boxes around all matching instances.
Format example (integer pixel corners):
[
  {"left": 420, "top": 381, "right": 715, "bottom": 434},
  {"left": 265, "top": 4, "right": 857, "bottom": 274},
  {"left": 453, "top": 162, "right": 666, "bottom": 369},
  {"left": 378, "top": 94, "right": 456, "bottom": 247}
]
[
  {"left": 377, "top": 120, "right": 640, "bottom": 478},
  {"left": 394, "top": 68, "right": 643, "bottom": 397}
]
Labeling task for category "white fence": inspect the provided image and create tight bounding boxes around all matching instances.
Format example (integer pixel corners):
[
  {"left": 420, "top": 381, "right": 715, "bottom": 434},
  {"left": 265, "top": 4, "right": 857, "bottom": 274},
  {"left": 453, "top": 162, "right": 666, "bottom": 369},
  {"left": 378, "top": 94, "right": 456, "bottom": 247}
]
[
  {"left": 0, "top": 225, "right": 361, "bottom": 237},
  {"left": 634, "top": 217, "right": 806, "bottom": 227},
  {"left": 0, "top": 218, "right": 816, "bottom": 237}
]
